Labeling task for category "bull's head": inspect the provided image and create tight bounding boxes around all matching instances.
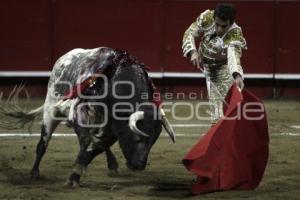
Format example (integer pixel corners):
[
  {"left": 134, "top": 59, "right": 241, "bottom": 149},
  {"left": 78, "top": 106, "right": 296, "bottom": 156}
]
[{"left": 118, "top": 106, "right": 175, "bottom": 171}]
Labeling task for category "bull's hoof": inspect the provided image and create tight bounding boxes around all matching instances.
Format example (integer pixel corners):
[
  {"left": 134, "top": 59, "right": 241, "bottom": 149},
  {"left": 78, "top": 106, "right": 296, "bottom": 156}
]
[
  {"left": 107, "top": 169, "right": 119, "bottom": 177},
  {"left": 64, "top": 180, "right": 81, "bottom": 188},
  {"left": 65, "top": 173, "right": 81, "bottom": 188},
  {"left": 30, "top": 169, "right": 40, "bottom": 179}
]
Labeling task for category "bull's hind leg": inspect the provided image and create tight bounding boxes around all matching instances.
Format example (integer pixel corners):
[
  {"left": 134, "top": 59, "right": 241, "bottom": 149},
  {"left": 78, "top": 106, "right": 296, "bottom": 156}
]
[{"left": 30, "top": 110, "right": 60, "bottom": 179}]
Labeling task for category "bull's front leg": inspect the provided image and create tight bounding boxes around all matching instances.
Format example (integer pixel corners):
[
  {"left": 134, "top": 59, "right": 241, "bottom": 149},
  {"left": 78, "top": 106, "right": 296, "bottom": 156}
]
[
  {"left": 74, "top": 131, "right": 119, "bottom": 177},
  {"left": 77, "top": 135, "right": 119, "bottom": 176},
  {"left": 90, "top": 130, "right": 119, "bottom": 175},
  {"left": 65, "top": 103, "right": 92, "bottom": 188},
  {"left": 106, "top": 148, "right": 119, "bottom": 176},
  {"left": 66, "top": 129, "right": 120, "bottom": 186},
  {"left": 66, "top": 126, "right": 92, "bottom": 188}
]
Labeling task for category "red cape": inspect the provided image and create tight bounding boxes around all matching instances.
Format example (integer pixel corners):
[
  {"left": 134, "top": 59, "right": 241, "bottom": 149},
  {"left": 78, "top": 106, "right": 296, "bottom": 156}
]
[{"left": 182, "top": 85, "right": 269, "bottom": 195}]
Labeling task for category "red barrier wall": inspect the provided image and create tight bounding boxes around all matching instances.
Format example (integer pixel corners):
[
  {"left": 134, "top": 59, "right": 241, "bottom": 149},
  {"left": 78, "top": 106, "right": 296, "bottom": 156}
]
[
  {"left": 53, "top": 0, "right": 163, "bottom": 71},
  {"left": 0, "top": 0, "right": 300, "bottom": 97},
  {"left": 0, "top": 0, "right": 51, "bottom": 70},
  {"left": 275, "top": 1, "right": 300, "bottom": 74}
]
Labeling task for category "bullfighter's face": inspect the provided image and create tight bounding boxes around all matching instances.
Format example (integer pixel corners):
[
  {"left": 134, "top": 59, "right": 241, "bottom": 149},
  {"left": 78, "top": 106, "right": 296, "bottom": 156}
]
[{"left": 214, "top": 17, "right": 231, "bottom": 37}]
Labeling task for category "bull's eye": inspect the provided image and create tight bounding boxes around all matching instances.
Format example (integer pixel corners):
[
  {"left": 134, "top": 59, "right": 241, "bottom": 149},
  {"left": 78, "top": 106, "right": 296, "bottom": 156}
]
[{"left": 133, "top": 134, "right": 141, "bottom": 142}]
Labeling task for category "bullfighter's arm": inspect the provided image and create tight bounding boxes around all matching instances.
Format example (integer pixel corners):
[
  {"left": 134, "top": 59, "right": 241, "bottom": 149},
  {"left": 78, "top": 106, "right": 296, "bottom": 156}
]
[
  {"left": 226, "top": 28, "right": 247, "bottom": 79},
  {"left": 182, "top": 10, "right": 214, "bottom": 57}
]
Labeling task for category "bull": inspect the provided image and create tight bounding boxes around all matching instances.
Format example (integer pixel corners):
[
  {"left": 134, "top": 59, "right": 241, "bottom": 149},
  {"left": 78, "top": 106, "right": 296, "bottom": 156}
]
[{"left": 0, "top": 47, "right": 175, "bottom": 187}]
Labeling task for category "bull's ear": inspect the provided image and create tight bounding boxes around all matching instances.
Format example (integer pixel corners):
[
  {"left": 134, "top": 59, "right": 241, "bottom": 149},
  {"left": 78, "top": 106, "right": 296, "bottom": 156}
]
[{"left": 160, "top": 109, "right": 176, "bottom": 143}]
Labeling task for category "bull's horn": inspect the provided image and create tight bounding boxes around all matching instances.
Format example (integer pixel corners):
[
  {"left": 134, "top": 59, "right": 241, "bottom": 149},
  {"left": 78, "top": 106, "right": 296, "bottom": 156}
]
[
  {"left": 160, "top": 108, "right": 176, "bottom": 143},
  {"left": 129, "top": 111, "right": 149, "bottom": 137}
]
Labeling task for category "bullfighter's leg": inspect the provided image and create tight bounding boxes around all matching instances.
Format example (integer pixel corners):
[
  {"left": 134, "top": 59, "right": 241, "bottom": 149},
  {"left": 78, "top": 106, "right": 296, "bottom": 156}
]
[{"left": 30, "top": 110, "right": 60, "bottom": 179}]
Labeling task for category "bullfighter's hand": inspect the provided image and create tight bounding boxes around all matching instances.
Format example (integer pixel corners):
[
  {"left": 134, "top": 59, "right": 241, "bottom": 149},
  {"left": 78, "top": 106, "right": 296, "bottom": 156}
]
[
  {"left": 234, "top": 74, "right": 244, "bottom": 91},
  {"left": 190, "top": 50, "right": 201, "bottom": 69}
]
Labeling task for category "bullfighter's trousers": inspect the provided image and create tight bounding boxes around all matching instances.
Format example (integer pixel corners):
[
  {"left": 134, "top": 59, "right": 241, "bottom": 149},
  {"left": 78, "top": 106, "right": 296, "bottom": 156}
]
[{"left": 204, "top": 64, "right": 235, "bottom": 124}]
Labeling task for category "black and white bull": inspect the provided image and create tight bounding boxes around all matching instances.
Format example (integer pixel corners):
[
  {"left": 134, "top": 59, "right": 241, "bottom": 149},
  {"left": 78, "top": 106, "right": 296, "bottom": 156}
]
[{"left": 0, "top": 47, "right": 175, "bottom": 186}]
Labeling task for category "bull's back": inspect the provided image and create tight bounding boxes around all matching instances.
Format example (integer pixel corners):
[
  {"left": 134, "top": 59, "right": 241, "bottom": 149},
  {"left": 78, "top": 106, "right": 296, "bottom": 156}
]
[
  {"left": 48, "top": 47, "right": 107, "bottom": 97},
  {"left": 109, "top": 64, "right": 150, "bottom": 104}
]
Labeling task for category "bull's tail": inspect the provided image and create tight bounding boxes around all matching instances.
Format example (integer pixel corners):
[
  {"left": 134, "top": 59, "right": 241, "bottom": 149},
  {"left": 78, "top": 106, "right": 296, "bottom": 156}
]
[{"left": 0, "top": 85, "right": 44, "bottom": 131}]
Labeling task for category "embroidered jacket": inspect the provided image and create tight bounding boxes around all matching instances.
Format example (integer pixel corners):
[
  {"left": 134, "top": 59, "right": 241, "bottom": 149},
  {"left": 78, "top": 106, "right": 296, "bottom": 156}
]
[{"left": 182, "top": 9, "right": 247, "bottom": 77}]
